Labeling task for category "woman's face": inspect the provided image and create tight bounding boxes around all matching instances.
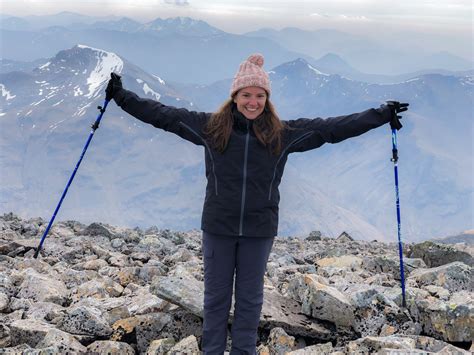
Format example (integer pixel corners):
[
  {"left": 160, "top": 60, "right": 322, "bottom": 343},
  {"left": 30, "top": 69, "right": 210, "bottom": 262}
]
[{"left": 233, "top": 86, "right": 267, "bottom": 120}]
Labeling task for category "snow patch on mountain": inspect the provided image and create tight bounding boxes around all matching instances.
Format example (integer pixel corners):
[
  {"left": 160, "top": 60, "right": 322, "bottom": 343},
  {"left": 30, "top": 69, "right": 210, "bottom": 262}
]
[
  {"left": 32, "top": 98, "right": 47, "bottom": 106},
  {"left": 143, "top": 83, "right": 161, "bottom": 100},
  {"left": 152, "top": 74, "right": 166, "bottom": 85},
  {"left": 404, "top": 77, "right": 420, "bottom": 83},
  {"left": 307, "top": 64, "right": 329, "bottom": 76},
  {"left": 77, "top": 44, "right": 124, "bottom": 99},
  {"left": 38, "top": 62, "right": 51, "bottom": 71},
  {"left": 74, "top": 102, "right": 92, "bottom": 117},
  {"left": 49, "top": 118, "right": 67, "bottom": 132},
  {"left": 380, "top": 77, "right": 423, "bottom": 86},
  {"left": 386, "top": 77, "right": 422, "bottom": 85},
  {"left": 0, "top": 84, "right": 16, "bottom": 100},
  {"left": 460, "top": 76, "right": 474, "bottom": 86},
  {"left": 74, "top": 86, "right": 83, "bottom": 96}
]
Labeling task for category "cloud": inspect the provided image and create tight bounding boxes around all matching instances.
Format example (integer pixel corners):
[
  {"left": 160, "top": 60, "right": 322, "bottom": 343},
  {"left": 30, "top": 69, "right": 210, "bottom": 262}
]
[
  {"left": 163, "top": 0, "right": 189, "bottom": 6},
  {"left": 309, "top": 12, "right": 331, "bottom": 18},
  {"left": 310, "top": 13, "right": 369, "bottom": 21},
  {"left": 337, "top": 15, "right": 369, "bottom": 21}
]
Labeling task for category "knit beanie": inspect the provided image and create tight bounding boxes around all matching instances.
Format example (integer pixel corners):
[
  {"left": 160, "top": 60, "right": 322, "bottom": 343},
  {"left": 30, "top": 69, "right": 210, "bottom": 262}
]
[{"left": 230, "top": 53, "right": 271, "bottom": 97}]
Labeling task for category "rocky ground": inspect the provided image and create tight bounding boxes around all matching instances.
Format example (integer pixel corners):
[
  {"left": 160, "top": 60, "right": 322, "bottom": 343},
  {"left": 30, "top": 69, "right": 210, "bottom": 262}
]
[{"left": 0, "top": 212, "right": 472, "bottom": 354}]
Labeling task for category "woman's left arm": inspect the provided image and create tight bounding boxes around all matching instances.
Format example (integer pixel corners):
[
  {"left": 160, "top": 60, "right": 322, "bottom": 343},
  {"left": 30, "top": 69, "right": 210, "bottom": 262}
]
[{"left": 286, "top": 104, "right": 393, "bottom": 153}]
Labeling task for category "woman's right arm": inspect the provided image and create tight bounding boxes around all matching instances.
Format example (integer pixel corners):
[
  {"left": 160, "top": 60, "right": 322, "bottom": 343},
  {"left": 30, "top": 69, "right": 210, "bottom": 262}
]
[{"left": 114, "top": 87, "right": 210, "bottom": 146}]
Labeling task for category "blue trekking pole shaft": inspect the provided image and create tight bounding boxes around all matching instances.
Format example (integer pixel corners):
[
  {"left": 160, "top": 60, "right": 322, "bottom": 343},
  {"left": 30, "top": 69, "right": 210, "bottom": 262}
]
[
  {"left": 34, "top": 100, "right": 110, "bottom": 258},
  {"left": 391, "top": 128, "right": 407, "bottom": 307}
]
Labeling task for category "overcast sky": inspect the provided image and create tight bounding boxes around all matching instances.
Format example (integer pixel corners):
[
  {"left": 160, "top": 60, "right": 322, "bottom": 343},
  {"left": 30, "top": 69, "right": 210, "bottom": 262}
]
[{"left": 1, "top": 0, "right": 472, "bottom": 60}]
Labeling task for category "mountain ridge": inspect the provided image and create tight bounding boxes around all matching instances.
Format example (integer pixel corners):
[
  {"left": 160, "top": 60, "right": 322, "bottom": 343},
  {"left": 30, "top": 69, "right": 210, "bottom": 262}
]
[{"left": 1, "top": 13, "right": 471, "bottom": 83}]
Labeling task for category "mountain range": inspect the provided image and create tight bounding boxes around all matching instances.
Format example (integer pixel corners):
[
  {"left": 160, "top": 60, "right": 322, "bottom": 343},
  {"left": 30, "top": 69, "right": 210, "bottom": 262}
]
[
  {"left": 245, "top": 27, "right": 473, "bottom": 75},
  {"left": 1, "top": 13, "right": 472, "bottom": 84},
  {"left": 0, "top": 44, "right": 472, "bottom": 241}
]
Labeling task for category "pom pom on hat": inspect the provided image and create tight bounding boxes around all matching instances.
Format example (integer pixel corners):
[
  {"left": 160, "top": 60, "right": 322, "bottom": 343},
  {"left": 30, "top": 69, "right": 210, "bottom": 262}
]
[
  {"left": 247, "top": 54, "right": 264, "bottom": 67},
  {"left": 230, "top": 53, "right": 271, "bottom": 97}
]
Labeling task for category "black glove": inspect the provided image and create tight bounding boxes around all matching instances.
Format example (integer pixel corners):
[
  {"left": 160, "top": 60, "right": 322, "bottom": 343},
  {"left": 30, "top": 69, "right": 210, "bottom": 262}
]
[
  {"left": 105, "top": 72, "right": 123, "bottom": 101},
  {"left": 386, "top": 100, "right": 409, "bottom": 130}
]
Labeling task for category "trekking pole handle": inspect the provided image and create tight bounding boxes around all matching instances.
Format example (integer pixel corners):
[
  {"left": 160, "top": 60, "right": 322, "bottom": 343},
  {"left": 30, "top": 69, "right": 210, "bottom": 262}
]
[{"left": 391, "top": 129, "right": 398, "bottom": 163}]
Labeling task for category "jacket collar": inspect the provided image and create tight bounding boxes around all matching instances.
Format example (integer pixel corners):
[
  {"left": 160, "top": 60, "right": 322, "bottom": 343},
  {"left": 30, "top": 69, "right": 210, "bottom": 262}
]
[{"left": 232, "top": 105, "right": 263, "bottom": 133}]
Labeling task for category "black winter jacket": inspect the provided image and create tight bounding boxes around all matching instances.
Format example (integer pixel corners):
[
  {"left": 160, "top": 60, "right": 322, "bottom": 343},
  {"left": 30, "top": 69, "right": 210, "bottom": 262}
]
[{"left": 114, "top": 88, "right": 392, "bottom": 237}]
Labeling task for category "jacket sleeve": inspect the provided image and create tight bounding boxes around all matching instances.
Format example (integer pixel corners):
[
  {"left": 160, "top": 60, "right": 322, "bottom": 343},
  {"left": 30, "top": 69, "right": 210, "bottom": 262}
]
[
  {"left": 285, "top": 105, "right": 392, "bottom": 153},
  {"left": 114, "top": 88, "right": 210, "bottom": 146}
]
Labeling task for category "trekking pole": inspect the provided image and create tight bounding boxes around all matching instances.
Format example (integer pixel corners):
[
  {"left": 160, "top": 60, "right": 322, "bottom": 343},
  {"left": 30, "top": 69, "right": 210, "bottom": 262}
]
[
  {"left": 33, "top": 99, "right": 110, "bottom": 258},
  {"left": 390, "top": 127, "right": 407, "bottom": 308}
]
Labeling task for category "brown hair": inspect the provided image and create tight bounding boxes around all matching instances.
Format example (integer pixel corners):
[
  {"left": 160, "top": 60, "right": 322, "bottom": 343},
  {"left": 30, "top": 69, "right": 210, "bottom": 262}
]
[{"left": 204, "top": 97, "right": 285, "bottom": 155}]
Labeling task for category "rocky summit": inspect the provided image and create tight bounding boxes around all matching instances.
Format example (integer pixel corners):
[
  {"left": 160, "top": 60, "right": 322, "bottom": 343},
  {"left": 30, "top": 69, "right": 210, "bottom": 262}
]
[{"left": 0, "top": 212, "right": 472, "bottom": 354}]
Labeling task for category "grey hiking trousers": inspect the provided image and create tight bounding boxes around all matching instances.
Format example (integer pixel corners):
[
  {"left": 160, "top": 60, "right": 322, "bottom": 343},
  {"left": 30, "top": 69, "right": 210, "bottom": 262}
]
[{"left": 201, "top": 231, "right": 274, "bottom": 354}]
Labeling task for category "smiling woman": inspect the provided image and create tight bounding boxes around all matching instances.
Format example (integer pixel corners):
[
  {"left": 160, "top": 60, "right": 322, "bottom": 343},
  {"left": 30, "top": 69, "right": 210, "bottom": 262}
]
[{"left": 105, "top": 51, "right": 407, "bottom": 353}]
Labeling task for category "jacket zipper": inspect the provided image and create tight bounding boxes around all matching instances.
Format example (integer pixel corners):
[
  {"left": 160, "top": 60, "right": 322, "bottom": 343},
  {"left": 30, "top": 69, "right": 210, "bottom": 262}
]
[
  {"left": 268, "top": 131, "right": 314, "bottom": 200},
  {"left": 179, "top": 121, "right": 218, "bottom": 196},
  {"left": 239, "top": 121, "right": 250, "bottom": 236}
]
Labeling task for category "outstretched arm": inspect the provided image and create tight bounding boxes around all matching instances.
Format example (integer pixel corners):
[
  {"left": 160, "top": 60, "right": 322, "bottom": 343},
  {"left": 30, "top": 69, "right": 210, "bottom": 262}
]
[
  {"left": 106, "top": 73, "right": 209, "bottom": 146},
  {"left": 286, "top": 103, "right": 407, "bottom": 153}
]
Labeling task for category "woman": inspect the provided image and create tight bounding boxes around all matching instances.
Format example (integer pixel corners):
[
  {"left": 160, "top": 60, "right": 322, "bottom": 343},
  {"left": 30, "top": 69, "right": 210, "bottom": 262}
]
[{"left": 105, "top": 54, "right": 408, "bottom": 354}]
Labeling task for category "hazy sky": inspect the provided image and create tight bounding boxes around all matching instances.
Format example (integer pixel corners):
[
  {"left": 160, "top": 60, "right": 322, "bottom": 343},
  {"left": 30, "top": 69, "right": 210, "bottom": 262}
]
[{"left": 1, "top": 0, "right": 472, "bottom": 59}]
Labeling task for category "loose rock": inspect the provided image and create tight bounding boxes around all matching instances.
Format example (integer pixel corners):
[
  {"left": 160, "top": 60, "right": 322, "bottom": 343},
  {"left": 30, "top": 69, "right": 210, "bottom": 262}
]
[
  {"left": 0, "top": 291, "right": 9, "bottom": 312},
  {"left": 417, "top": 290, "right": 473, "bottom": 342},
  {"left": 168, "top": 334, "right": 200, "bottom": 354},
  {"left": 408, "top": 241, "right": 473, "bottom": 267},
  {"left": 408, "top": 261, "right": 472, "bottom": 292},
  {"left": 266, "top": 327, "right": 296, "bottom": 354},
  {"left": 286, "top": 342, "right": 333, "bottom": 355},
  {"left": 299, "top": 274, "right": 355, "bottom": 327},
  {"left": 86, "top": 340, "right": 135, "bottom": 354},
  {"left": 9, "top": 319, "right": 54, "bottom": 347},
  {"left": 16, "top": 269, "right": 69, "bottom": 306},
  {"left": 146, "top": 338, "right": 176, "bottom": 355},
  {"left": 37, "top": 328, "right": 88, "bottom": 354},
  {"left": 58, "top": 305, "right": 112, "bottom": 337}
]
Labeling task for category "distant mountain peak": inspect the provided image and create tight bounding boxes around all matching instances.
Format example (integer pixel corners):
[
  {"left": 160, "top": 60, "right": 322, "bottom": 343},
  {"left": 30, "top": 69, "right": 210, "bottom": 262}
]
[
  {"left": 294, "top": 58, "right": 308, "bottom": 64},
  {"left": 35, "top": 45, "right": 123, "bottom": 99},
  {"left": 90, "top": 17, "right": 142, "bottom": 32},
  {"left": 274, "top": 58, "right": 329, "bottom": 76},
  {"left": 116, "top": 17, "right": 139, "bottom": 23},
  {"left": 284, "top": 58, "right": 310, "bottom": 68},
  {"left": 56, "top": 11, "right": 82, "bottom": 16},
  {"left": 99, "top": 16, "right": 139, "bottom": 25},
  {"left": 318, "top": 53, "right": 346, "bottom": 63},
  {"left": 313, "top": 53, "right": 356, "bottom": 74},
  {"left": 76, "top": 44, "right": 120, "bottom": 57},
  {"left": 165, "top": 16, "right": 198, "bottom": 24},
  {"left": 143, "top": 16, "right": 223, "bottom": 36}
]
